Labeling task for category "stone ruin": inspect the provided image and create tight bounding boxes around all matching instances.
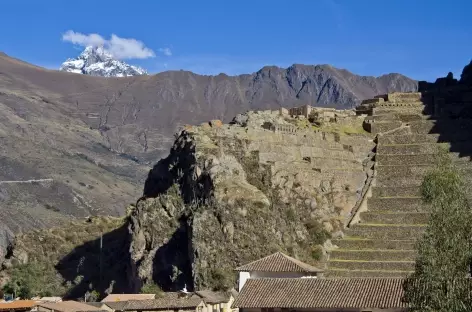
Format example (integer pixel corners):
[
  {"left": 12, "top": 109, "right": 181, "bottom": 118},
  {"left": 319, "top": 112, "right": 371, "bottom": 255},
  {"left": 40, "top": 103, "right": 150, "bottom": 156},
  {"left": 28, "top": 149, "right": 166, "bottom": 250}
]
[
  {"left": 278, "top": 104, "right": 361, "bottom": 129},
  {"left": 326, "top": 63, "right": 472, "bottom": 278}
]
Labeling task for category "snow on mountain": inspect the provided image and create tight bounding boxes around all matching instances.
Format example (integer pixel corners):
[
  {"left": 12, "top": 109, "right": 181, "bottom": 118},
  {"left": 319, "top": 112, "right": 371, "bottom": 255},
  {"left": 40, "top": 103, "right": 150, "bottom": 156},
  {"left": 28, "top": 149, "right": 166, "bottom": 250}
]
[{"left": 60, "top": 46, "right": 148, "bottom": 77}]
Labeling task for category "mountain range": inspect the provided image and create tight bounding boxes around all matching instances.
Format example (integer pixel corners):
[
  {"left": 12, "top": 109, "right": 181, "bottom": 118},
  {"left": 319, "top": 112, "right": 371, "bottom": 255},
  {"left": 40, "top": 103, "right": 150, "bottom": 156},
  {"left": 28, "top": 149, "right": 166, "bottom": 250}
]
[
  {"left": 0, "top": 50, "right": 417, "bottom": 258},
  {"left": 60, "top": 46, "right": 148, "bottom": 77}
]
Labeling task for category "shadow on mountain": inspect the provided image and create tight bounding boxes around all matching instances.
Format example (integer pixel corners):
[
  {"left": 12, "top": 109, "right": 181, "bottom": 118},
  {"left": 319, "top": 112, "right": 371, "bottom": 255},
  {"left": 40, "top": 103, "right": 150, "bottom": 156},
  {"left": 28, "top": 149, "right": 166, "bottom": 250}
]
[
  {"left": 418, "top": 60, "right": 472, "bottom": 162},
  {"left": 142, "top": 131, "right": 214, "bottom": 205},
  {"left": 150, "top": 216, "right": 194, "bottom": 292},
  {"left": 142, "top": 133, "right": 197, "bottom": 202},
  {"left": 56, "top": 222, "right": 133, "bottom": 299}
]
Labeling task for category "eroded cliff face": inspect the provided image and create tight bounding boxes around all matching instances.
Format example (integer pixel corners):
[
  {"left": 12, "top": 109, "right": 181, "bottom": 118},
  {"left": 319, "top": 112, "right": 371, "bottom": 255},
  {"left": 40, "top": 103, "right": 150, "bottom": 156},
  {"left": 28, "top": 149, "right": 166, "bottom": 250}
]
[{"left": 128, "top": 110, "right": 375, "bottom": 291}]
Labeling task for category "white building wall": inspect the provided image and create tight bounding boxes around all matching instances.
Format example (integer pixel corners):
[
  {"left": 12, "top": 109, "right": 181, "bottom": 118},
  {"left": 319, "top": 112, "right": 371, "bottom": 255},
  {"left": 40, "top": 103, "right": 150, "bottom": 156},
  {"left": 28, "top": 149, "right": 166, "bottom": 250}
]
[
  {"left": 238, "top": 272, "right": 251, "bottom": 291},
  {"left": 238, "top": 271, "right": 317, "bottom": 291}
]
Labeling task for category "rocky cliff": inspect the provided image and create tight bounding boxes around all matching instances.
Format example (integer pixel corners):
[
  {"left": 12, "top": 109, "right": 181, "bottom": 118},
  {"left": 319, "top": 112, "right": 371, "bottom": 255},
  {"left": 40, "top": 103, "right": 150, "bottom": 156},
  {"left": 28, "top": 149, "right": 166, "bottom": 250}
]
[{"left": 128, "top": 110, "right": 375, "bottom": 291}]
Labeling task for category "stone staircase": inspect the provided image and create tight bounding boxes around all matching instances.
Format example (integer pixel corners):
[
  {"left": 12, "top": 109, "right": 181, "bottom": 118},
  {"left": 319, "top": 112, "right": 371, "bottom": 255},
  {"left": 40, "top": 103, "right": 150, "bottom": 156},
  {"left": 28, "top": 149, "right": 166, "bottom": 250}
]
[{"left": 327, "top": 92, "right": 472, "bottom": 278}]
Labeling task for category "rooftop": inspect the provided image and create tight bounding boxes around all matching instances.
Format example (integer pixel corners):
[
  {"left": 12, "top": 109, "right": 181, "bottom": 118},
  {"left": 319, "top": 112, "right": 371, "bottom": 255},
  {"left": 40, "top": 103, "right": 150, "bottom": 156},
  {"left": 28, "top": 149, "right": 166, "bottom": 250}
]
[
  {"left": 0, "top": 301, "right": 37, "bottom": 311},
  {"left": 123, "top": 297, "right": 204, "bottom": 310},
  {"left": 191, "top": 290, "right": 233, "bottom": 304},
  {"left": 233, "top": 278, "right": 406, "bottom": 309},
  {"left": 235, "top": 251, "right": 323, "bottom": 273},
  {"left": 37, "top": 301, "right": 104, "bottom": 312},
  {"left": 101, "top": 294, "right": 155, "bottom": 302}
]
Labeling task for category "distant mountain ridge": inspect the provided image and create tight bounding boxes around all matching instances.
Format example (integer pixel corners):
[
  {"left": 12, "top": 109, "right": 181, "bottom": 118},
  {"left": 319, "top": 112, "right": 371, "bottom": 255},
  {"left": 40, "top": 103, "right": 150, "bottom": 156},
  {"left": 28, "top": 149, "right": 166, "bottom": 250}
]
[{"left": 60, "top": 46, "right": 147, "bottom": 77}]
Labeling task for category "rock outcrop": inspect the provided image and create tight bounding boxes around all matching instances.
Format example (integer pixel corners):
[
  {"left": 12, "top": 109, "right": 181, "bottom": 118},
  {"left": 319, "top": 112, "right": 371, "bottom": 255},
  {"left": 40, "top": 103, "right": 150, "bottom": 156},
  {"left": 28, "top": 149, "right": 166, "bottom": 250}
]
[{"left": 128, "top": 110, "right": 375, "bottom": 291}]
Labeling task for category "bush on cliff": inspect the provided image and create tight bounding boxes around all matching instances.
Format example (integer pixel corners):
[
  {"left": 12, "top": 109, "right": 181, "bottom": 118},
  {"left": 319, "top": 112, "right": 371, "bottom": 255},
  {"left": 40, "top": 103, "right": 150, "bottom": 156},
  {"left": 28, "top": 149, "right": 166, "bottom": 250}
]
[
  {"left": 140, "top": 282, "right": 163, "bottom": 296},
  {"left": 2, "top": 262, "right": 66, "bottom": 299},
  {"left": 403, "top": 151, "right": 472, "bottom": 311}
]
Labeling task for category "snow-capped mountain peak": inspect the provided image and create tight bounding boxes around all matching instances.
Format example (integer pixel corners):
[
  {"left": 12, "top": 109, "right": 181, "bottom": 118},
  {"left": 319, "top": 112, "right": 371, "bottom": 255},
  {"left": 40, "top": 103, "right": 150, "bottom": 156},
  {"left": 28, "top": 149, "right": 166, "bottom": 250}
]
[{"left": 60, "top": 46, "right": 148, "bottom": 77}]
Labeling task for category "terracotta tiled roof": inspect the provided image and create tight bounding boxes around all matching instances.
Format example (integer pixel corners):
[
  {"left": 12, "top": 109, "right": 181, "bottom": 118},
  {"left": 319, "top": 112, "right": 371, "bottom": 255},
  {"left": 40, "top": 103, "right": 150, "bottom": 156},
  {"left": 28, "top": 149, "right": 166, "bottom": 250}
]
[
  {"left": 101, "top": 294, "right": 155, "bottom": 302},
  {"left": 100, "top": 301, "right": 128, "bottom": 311},
  {"left": 233, "top": 278, "right": 407, "bottom": 309},
  {"left": 37, "top": 301, "right": 103, "bottom": 312},
  {"left": 235, "top": 252, "right": 322, "bottom": 273},
  {"left": 0, "top": 300, "right": 36, "bottom": 311},
  {"left": 82, "top": 303, "right": 105, "bottom": 309},
  {"left": 38, "top": 297, "right": 62, "bottom": 303},
  {"left": 192, "top": 290, "right": 232, "bottom": 304},
  {"left": 123, "top": 297, "right": 204, "bottom": 310}
]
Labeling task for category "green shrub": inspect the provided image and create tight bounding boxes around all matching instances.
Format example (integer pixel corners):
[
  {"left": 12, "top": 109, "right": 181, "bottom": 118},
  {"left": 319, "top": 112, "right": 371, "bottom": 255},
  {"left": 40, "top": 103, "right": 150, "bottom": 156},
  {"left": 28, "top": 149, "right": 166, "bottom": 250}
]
[
  {"left": 403, "top": 149, "right": 472, "bottom": 311},
  {"left": 304, "top": 219, "right": 331, "bottom": 245},
  {"left": 2, "top": 262, "right": 66, "bottom": 299},
  {"left": 140, "top": 282, "right": 163, "bottom": 296},
  {"left": 207, "top": 268, "right": 234, "bottom": 291},
  {"left": 285, "top": 208, "right": 297, "bottom": 222},
  {"left": 310, "top": 245, "right": 323, "bottom": 261}
]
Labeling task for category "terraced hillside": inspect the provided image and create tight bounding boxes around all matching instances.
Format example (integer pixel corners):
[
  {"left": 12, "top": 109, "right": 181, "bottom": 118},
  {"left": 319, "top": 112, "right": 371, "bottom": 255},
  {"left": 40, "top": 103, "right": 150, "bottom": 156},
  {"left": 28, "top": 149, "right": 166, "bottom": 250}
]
[{"left": 327, "top": 91, "right": 472, "bottom": 277}]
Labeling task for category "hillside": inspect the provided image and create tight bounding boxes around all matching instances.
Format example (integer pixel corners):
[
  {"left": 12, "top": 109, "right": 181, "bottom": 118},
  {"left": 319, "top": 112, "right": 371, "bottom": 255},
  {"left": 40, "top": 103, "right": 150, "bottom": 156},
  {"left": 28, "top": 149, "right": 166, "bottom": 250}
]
[{"left": 0, "top": 51, "right": 416, "bottom": 260}]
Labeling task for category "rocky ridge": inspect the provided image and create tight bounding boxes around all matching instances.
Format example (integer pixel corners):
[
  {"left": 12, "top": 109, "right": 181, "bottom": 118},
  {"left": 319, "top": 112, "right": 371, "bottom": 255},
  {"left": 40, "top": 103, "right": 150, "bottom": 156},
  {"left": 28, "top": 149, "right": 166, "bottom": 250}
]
[
  {"left": 128, "top": 109, "right": 375, "bottom": 291},
  {"left": 60, "top": 46, "right": 147, "bottom": 77}
]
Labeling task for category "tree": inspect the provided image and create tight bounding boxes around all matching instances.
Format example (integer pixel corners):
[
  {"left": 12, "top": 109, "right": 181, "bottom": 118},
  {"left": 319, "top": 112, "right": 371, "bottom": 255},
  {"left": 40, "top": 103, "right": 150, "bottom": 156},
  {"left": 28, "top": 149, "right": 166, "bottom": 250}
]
[
  {"left": 2, "top": 262, "right": 65, "bottom": 299},
  {"left": 403, "top": 150, "right": 472, "bottom": 311},
  {"left": 85, "top": 290, "right": 100, "bottom": 302},
  {"left": 140, "top": 282, "right": 163, "bottom": 296}
]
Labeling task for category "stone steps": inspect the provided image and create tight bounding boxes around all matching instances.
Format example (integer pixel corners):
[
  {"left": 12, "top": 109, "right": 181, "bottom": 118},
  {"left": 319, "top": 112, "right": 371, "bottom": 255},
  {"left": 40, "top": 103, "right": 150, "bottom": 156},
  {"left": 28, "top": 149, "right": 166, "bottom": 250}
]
[
  {"left": 379, "top": 133, "right": 472, "bottom": 144},
  {"left": 328, "top": 259, "right": 415, "bottom": 271},
  {"left": 366, "top": 198, "right": 428, "bottom": 212},
  {"left": 369, "top": 114, "right": 431, "bottom": 122},
  {"left": 376, "top": 153, "right": 471, "bottom": 165},
  {"left": 331, "top": 238, "right": 416, "bottom": 250},
  {"left": 360, "top": 211, "right": 429, "bottom": 224},
  {"left": 407, "top": 119, "right": 472, "bottom": 134},
  {"left": 330, "top": 249, "right": 416, "bottom": 261},
  {"left": 326, "top": 106, "right": 472, "bottom": 278},
  {"left": 346, "top": 224, "right": 426, "bottom": 240},
  {"left": 326, "top": 268, "right": 413, "bottom": 278},
  {"left": 377, "top": 142, "right": 472, "bottom": 155},
  {"left": 375, "top": 177, "right": 423, "bottom": 187},
  {"left": 371, "top": 186, "right": 421, "bottom": 198},
  {"left": 376, "top": 164, "right": 433, "bottom": 179},
  {"left": 375, "top": 167, "right": 472, "bottom": 188},
  {"left": 368, "top": 121, "right": 402, "bottom": 134}
]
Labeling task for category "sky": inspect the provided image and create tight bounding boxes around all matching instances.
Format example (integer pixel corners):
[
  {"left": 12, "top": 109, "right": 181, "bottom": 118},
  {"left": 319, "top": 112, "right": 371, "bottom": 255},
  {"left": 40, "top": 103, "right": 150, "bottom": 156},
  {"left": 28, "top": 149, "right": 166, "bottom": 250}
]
[{"left": 0, "top": 0, "right": 470, "bottom": 81}]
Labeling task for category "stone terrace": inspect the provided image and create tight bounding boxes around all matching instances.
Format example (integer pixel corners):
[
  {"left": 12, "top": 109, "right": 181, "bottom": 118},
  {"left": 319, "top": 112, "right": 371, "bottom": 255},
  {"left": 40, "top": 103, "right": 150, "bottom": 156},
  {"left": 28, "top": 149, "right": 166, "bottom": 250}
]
[{"left": 327, "top": 91, "right": 472, "bottom": 277}]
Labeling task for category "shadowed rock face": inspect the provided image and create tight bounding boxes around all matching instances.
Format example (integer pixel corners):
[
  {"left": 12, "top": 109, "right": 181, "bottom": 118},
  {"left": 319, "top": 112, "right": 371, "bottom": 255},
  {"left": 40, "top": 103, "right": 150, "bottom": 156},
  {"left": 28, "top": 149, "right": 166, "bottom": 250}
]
[
  {"left": 129, "top": 111, "right": 376, "bottom": 291},
  {"left": 0, "top": 52, "right": 415, "bottom": 260}
]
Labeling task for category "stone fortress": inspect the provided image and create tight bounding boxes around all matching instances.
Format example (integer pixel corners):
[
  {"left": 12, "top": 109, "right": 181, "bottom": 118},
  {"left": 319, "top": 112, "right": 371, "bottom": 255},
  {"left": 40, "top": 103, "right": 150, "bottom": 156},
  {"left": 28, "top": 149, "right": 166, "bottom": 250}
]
[{"left": 327, "top": 64, "right": 472, "bottom": 277}]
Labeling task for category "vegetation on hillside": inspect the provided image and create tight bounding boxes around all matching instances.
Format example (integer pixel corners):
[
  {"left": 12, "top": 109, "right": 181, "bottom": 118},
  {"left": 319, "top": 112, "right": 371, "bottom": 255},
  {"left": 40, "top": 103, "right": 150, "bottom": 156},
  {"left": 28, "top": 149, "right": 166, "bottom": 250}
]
[
  {"left": 403, "top": 150, "right": 472, "bottom": 311},
  {"left": 2, "top": 262, "right": 66, "bottom": 299},
  {"left": 2, "top": 216, "right": 127, "bottom": 299}
]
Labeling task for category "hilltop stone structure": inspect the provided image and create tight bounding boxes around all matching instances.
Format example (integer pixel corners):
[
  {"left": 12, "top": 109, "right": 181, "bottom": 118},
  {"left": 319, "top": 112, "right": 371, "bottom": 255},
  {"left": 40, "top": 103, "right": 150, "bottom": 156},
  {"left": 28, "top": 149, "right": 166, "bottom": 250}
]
[
  {"left": 327, "top": 73, "right": 472, "bottom": 277},
  {"left": 128, "top": 107, "right": 376, "bottom": 291}
]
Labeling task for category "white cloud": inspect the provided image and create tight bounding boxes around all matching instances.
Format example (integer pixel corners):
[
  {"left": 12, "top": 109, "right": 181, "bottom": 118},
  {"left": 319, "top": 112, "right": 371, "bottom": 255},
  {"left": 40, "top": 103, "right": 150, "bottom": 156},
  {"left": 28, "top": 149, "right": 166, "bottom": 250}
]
[
  {"left": 62, "top": 30, "right": 155, "bottom": 60},
  {"left": 159, "top": 47, "right": 172, "bottom": 56},
  {"left": 62, "top": 30, "right": 106, "bottom": 47}
]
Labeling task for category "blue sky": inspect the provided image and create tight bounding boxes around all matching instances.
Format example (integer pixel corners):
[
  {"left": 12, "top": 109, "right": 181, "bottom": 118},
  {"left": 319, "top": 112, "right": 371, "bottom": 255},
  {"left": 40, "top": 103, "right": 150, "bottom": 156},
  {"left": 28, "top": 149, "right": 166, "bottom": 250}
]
[{"left": 0, "top": 0, "right": 470, "bottom": 80}]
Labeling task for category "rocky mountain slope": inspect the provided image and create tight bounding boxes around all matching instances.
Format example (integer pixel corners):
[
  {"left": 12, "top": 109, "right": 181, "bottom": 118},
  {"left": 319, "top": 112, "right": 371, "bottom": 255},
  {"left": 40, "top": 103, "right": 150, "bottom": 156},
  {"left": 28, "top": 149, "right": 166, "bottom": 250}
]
[
  {"left": 128, "top": 110, "right": 375, "bottom": 291},
  {"left": 0, "top": 51, "right": 415, "bottom": 263},
  {"left": 60, "top": 46, "right": 147, "bottom": 77}
]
